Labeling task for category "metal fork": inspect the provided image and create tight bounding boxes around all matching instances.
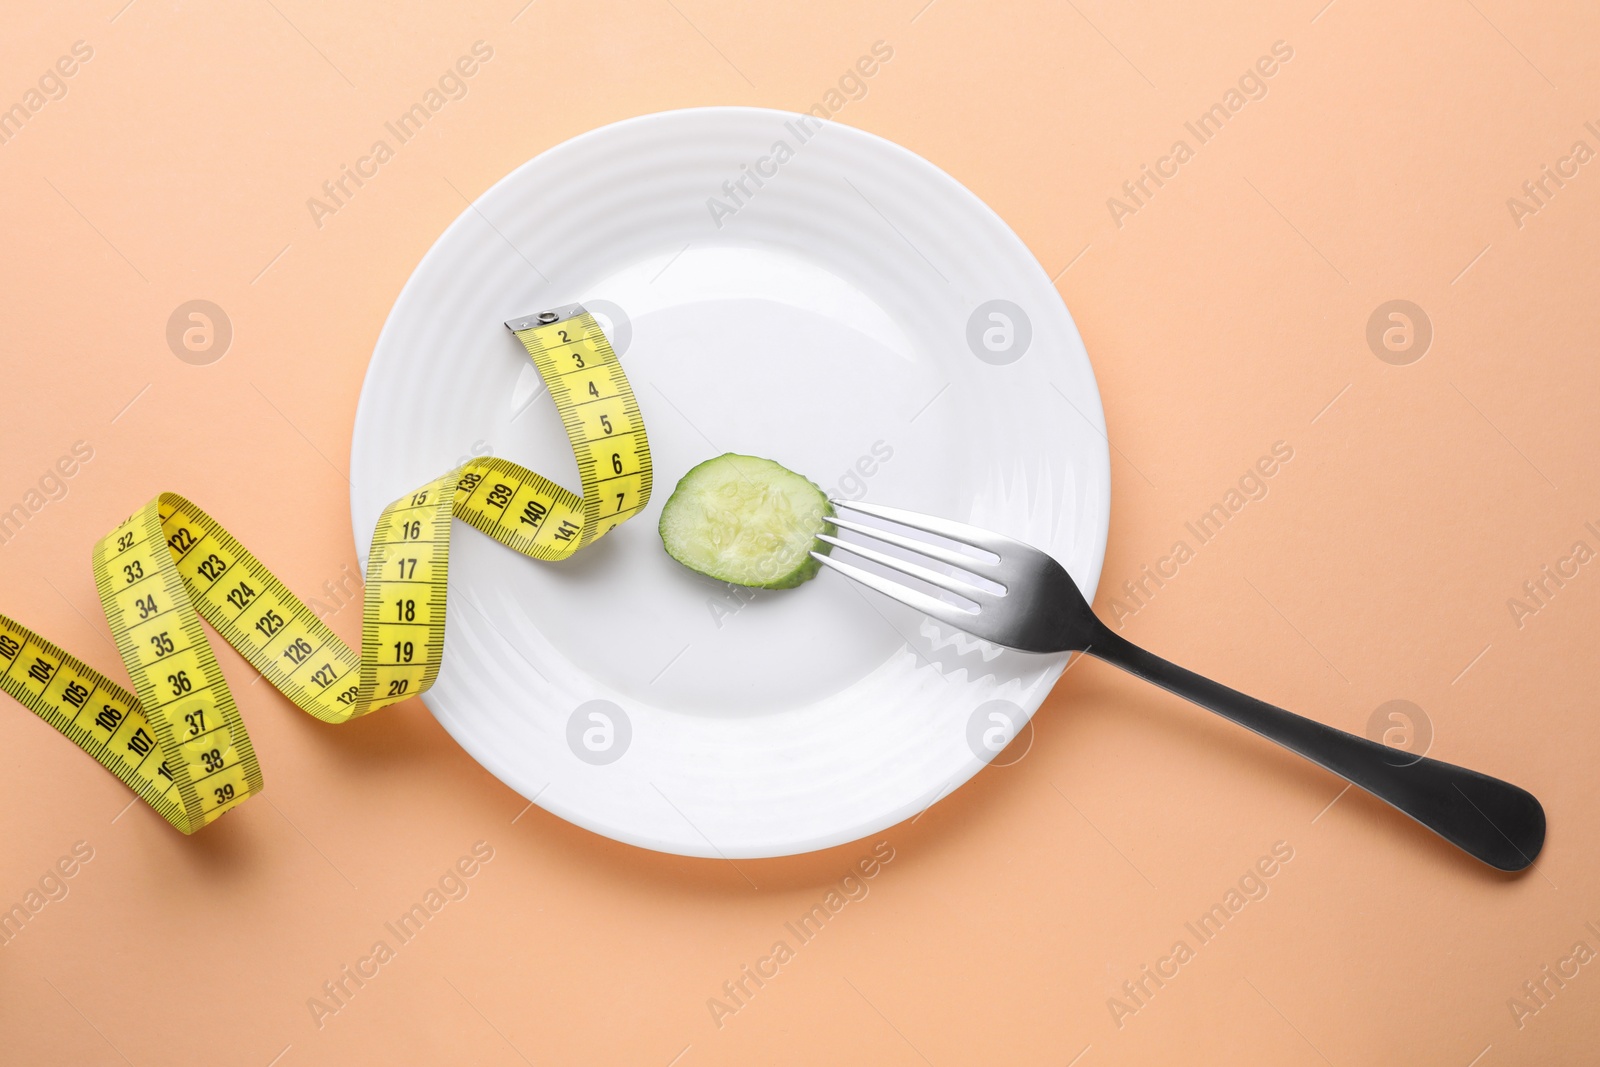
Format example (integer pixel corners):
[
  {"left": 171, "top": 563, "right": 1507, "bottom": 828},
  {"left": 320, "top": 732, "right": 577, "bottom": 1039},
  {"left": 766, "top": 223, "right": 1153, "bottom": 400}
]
[{"left": 814, "top": 499, "right": 1546, "bottom": 872}]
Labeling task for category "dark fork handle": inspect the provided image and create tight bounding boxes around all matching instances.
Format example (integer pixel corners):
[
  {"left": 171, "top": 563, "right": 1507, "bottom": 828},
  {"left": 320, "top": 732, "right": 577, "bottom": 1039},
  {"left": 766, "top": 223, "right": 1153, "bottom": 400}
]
[{"left": 1086, "top": 627, "right": 1546, "bottom": 872}]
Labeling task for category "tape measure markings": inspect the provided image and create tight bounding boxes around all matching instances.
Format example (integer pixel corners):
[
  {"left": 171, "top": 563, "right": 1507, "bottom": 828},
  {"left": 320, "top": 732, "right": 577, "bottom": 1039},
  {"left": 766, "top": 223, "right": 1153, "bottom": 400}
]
[{"left": 0, "top": 305, "right": 648, "bottom": 833}]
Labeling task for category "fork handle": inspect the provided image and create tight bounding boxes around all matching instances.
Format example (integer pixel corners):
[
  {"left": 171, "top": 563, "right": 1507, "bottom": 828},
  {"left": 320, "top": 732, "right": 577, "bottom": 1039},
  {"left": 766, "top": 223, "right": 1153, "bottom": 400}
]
[{"left": 1084, "top": 627, "right": 1545, "bottom": 872}]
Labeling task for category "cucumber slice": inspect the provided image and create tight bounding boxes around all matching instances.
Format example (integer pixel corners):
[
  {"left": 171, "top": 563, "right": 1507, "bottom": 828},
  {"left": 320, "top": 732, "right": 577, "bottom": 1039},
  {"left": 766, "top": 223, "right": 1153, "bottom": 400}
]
[{"left": 658, "top": 454, "right": 834, "bottom": 589}]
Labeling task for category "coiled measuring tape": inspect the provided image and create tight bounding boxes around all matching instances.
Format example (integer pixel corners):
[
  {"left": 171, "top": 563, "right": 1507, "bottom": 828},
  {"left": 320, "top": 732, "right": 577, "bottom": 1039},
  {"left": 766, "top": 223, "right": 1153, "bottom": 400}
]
[{"left": 0, "top": 306, "right": 650, "bottom": 832}]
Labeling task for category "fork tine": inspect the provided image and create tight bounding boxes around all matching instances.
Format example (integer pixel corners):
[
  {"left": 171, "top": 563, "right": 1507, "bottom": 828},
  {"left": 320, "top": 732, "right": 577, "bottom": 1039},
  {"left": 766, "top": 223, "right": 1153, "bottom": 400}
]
[
  {"left": 816, "top": 533, "right": 991, "bottom": 602},
  {"left": 826, "top": 515, "right": 1004, "bottom": 579},
  {"left": 830, "top": 499, "right": 1011, "bottom": 557},
  {"left": 810, "top": 551, "right": 977, "bottom": 629}
]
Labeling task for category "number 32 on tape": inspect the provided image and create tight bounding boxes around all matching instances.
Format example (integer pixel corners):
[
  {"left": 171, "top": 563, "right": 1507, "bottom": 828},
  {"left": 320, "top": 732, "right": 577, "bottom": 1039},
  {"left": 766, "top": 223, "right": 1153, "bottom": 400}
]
[{"left": 0, "top": 306, "right": 650, "bottom": 832}]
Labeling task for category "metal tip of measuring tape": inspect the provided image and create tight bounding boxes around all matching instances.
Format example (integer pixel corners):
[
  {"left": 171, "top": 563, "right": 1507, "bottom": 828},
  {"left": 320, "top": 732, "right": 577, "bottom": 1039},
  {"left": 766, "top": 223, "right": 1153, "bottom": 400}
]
[{"left": 504, "top": 304, "right": 587, "bottom": 332}]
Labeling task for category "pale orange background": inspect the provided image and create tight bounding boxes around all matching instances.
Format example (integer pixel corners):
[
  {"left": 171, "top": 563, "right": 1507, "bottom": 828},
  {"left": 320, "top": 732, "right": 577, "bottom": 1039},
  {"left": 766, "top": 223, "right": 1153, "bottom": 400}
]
[{"left": 1, "top": 1, "right": 1597, "bottom": 1064}]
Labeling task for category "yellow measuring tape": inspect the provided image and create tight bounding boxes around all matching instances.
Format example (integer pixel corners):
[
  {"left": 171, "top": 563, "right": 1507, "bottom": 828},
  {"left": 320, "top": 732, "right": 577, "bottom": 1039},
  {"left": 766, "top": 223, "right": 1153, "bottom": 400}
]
[{"left": 0, "top": 306, "right": 649, "bottom": 832}]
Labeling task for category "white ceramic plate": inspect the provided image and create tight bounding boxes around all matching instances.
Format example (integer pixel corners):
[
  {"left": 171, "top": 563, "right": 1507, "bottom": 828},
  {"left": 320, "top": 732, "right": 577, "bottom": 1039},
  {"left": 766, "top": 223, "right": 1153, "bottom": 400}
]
[{"left": 350, "top": 107, "right": 1110, "bottom": 858}]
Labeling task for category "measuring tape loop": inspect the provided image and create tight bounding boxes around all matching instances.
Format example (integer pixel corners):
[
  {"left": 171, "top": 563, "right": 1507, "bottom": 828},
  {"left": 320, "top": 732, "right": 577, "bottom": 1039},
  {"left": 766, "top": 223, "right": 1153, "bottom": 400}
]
[{"left": 0, "top": 306, "right": 649, "bottom": 832}]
